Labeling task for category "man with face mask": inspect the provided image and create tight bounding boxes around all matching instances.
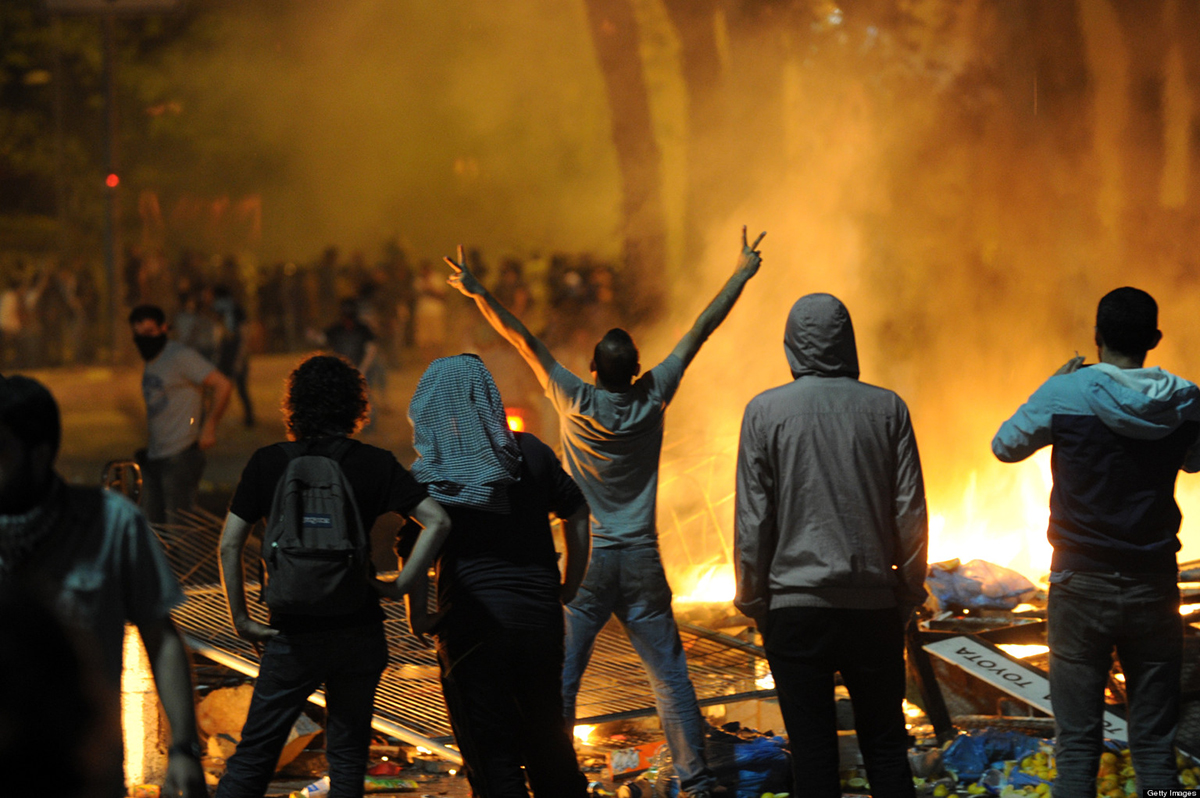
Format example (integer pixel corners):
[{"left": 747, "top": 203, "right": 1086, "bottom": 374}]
[{"left": 128, "top": 304, "right": 232, "bottom": 524}]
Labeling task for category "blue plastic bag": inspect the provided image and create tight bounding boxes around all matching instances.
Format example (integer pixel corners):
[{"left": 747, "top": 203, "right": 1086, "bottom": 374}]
[
  {"left": 942, "top": 730, "right": 1043, "bottom": 781},
  {"left": 655, "top": 733, "right": 791, "bottom": 798}
]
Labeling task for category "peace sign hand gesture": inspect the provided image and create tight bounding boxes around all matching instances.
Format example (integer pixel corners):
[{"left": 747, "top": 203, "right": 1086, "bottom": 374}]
[
  {"left": 444, "top": 244, "right": 485, "bottom": 298},
  {"left": 737, "top": 225, "right": 766, "bottom": 277}
]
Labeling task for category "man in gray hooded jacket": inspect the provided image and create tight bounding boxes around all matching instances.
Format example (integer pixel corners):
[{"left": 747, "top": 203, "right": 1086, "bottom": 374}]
[
  {"left": 734, "top": 293, "right": 927, "bottom": 798},
  {"left": 993, "top": 287, "right": 1200, "bottom": 798}
]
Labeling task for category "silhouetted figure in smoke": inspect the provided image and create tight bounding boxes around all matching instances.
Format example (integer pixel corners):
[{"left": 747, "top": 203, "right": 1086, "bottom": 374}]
[
  {"left": 444, "top": 227, "right": 766, "bottom": 798},
  {"left": 212, "top": 284, "right": 255, "bottom": 427},
  {"left": 174, "top": 285, "right": 219, "bottom": 364},
  {"left": 414, "top": 260, "right": 448, "bottom": 364},
  {"left": 315, "top": 298, "right": 380, "bottom": 376},
  {"left": 994, "top": 288, "right": 1200, "bottom": 797},
  {"left": 734, "top": 293, "right": 927, "bottom": 798},
  {"left": 493, "top": 258, "right": 531, "bottom": 319}
]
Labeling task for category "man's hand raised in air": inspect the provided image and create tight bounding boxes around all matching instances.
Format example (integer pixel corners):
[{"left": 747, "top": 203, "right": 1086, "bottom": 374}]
[
  {"left": 445, "top": 245, "right": 485, "bottom": 298},
  {"left": 670, "top": 225, "right": 767, "bottom": 368},
  {"left": 442, "top": 242, "right": 558, "bottom": 388}
]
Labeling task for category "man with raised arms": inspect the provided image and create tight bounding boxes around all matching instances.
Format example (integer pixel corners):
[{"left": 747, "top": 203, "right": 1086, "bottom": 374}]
[{"left": 444, "top": 227, "right": 765, "bottom": 798}]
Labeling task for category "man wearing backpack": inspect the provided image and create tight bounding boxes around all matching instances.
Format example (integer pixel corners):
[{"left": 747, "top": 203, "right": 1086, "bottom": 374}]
[{"left": 216, "top": 355, "right": 450, "bottom": 798}]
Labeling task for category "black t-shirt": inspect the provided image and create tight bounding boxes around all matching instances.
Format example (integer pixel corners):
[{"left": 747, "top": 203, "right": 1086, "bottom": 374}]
[
  {"left": 230, "top": 437, "right": 428, "bottom": 632},
  {"left": 435, "top": 432, "right": 586, "bottom": 634}
]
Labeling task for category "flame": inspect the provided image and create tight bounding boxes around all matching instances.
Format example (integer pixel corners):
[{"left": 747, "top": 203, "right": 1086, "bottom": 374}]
[
  {"left": 996, "top": 644, "right": 1049, "bottom": 659},
  {"left": 506, "top": 411, "right": 525, "bottom": 432},
  {"left": 573, "top": 724, "right": 596, "bottom": 744},
  {"left": 673, "top": 564, "right": 736, "bottom": 604},
  {"left": 754, "top": 659, "right": 774, "bottom": 691},
  {"left": 927, "top": 449, "right": 1055, "bottom": 582}
]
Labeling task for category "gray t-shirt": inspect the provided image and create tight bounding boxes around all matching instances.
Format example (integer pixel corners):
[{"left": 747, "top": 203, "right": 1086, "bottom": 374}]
[
  {"left": 546, "top": 355, "right": 686, "bottom": 548},
  {"left": 142, "top": 340, "right": 215, "bottom": 459}
]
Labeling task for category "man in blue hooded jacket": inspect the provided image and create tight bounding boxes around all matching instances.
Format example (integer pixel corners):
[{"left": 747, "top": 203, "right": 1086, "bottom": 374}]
[{"left": 993, "top": 286, "right": 1200, "bottom": 797}]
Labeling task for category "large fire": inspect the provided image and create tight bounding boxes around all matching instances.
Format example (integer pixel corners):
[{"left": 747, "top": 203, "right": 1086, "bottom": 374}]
[
  {"left": 925, "top": 449, "right": 1055, "bottom": 583},
  {"left": 664, "top": 443, "right": 1200, "bottom": 604}
]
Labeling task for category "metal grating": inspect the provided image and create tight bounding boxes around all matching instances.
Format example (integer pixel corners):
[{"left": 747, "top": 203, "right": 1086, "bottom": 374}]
[{"left": 156, "top": 508, "right": 772, "bottom": 760}]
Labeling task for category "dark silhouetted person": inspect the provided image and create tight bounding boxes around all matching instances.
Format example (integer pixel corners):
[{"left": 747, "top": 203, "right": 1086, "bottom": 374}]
[
  {"left": 408, "top": 354, "right": 590, "bottom": 797},
  {"left": 0, "top": 375, "right": 206, "bottom": 798},
  {"left": 215, "top": 354, "right": 450, "bottom": 798},
  {"left": 212, "top": 284, "right": 255, "bottom": 427}
]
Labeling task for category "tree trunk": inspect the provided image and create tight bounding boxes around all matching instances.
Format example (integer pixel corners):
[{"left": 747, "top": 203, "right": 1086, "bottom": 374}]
[{"left": 582, "top": 0, "right": 668, "bottom": 321}]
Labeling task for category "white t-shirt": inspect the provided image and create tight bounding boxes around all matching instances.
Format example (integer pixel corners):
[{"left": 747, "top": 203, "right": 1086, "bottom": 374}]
[{"left": 141, "top": 340, "right": 215, "bottom": 459}]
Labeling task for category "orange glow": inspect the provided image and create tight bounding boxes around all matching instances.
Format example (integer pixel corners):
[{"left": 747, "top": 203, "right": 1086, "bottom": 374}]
[
  {"left": 506, "top": 412, "right": 525, "bottom": 432},
  {"left": 106, "top": 173, "right": 120, "bottom": 188},
  {"left": 673, "top": 564, "right": 736, "bottom": 604},
  {"left": 926, "top": 449, "right": 1055, "bottom": 582}
]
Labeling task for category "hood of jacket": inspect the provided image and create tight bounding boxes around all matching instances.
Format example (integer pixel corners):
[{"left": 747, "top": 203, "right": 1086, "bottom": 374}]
[
  {"left": 1082, "top": 362, "right": 1200, "bottom": 440},
  {"left": 784, "top": 293, "right": 860, "bottom": 379}
]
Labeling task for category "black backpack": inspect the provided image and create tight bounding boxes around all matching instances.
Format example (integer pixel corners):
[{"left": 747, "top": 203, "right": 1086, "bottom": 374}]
[{"left": 261, "top": 437, "right": 371, "bottom": 616}]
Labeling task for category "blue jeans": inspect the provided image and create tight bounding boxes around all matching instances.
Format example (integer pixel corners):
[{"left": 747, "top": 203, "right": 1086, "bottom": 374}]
[
  {"left": 215, "top": 623, "right": 388, "bottom": 798},
  {"left": 1048, "top": 571, "right": 1181, "bottom": 798},
  {"left": 563, "top": 546, "right": 715, "bottom": 795}
]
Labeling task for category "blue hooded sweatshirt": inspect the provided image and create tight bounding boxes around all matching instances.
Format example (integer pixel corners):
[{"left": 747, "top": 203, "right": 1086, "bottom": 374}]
[{"left": 993, "top": 363, "right": 1200, "bottom": 573}]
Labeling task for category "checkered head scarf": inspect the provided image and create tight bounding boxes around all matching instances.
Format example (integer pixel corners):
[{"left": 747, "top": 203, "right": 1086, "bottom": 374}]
[{"left": 409, "top": 354, "right": 522, "bottom": 513}]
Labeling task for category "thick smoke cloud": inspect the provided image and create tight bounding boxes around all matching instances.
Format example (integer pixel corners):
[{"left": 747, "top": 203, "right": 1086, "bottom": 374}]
[{"left": 157, "top": 1, "right": 1200, "bottom": 582}]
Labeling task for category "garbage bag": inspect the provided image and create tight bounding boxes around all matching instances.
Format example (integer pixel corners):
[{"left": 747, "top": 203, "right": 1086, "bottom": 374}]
[
  {"left": 942, "top": 730, "right": 1042, "bottom": 781},
  {"left": 926, "top": 559, "right": 1037, "bottom": 611},
  {"left": 653, "top": 726, "right": 791, "bottom": 798}
]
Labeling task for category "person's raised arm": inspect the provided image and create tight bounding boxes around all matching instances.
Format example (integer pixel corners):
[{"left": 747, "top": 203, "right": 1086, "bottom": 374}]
[
  {"left": 670, "top": 226, "right": 765, "bottom": 368},
  {"left": 559, "top": 505, "right": 591, "bottom": 605},
  {"left": 218, "top": 511, "right": 278, "bottom": 645},
  {"left": 445, "top": 245, "right": 557, "bottom": 388},
  {"left": 138, "top": 616, "right": 208, "bottom": 798}
]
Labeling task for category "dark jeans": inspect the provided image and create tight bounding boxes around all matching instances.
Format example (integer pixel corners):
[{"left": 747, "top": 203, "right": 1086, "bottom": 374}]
[
  {"left": 1047, "top": 571, "right": 1181, "bottom": 798},
  {"left": 137, "top": 444, "right": 205, "bottom": 524},
  {"left": 438, "top": 621, "right": 588, "bottom": 798},
  {"left": 762, "top": 606, "right": 915, "bottom": 798},
  {"left": 215, "top": 623, "right": 388, "bottom": 798}
]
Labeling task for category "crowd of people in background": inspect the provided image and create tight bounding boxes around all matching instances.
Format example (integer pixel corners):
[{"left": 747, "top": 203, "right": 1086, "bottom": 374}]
[{"left": 0, "top": 241, "right": 631, "bottom": 382}]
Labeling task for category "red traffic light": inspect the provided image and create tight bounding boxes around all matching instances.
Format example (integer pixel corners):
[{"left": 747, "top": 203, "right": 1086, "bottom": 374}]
[{"left": 106, "top": 173, "right": 120, "bottom": 188}]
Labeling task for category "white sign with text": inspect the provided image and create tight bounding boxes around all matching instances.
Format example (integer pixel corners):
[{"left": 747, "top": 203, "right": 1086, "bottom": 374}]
[{"left": 923, "top": 635, "right": 1129, "bottom": 742}]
